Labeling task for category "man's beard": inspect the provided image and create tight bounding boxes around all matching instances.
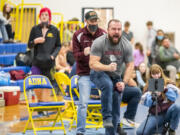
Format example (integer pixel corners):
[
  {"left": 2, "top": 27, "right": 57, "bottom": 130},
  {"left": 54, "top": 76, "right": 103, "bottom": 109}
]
[{"left": 108, "top": 34, "right": 121, "bottom": 45}]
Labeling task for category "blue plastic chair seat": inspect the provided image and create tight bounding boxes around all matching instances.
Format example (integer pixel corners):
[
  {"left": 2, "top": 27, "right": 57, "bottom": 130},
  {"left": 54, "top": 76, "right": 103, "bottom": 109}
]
[
  {"left": 29, "top": 102, "right": 65, "bottom": 107},
  {"left": 74, "top": 100, "right": 101, "bottom": 105}
]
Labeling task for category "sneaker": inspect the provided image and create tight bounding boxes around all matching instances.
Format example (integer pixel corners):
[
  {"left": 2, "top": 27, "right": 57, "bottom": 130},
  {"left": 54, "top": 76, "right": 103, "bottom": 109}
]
[
  {"left": 103, "top": 119, "right": 113, "bottom": 128},
  {"left": 169, "top": 129, "right": 175, "bottom": 135},
  {"left": 121, "top": 118, "right": 140, "bottom": 128},
  {"left": 117, "top": 126, "right": 127, "bottom": 135},
  {"left": 162, "top": 123, "right": 169, "bottom": 135}
]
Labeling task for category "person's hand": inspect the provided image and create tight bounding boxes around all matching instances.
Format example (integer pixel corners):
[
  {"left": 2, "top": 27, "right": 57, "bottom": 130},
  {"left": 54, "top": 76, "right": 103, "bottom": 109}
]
[
  {"left": 109, "top": 62, "right": 117, "bottom": 71},
  {"left": 173, "top": 53, "right": 180, "bottom": 59},
  {"left": 51, "top": 55, "right": 54, "bottom": 60},
  {"left": 84, "top": 47, "right": 91, "bottom": 56},
  {"left": 34, "top": 37, "right": 45, "bottom": 44},
  {"left": 146, "top": 50, "right": 151, "bottom": 56},
  {"left": 116, "top": 82, "right": 125, "bottom": 92}
]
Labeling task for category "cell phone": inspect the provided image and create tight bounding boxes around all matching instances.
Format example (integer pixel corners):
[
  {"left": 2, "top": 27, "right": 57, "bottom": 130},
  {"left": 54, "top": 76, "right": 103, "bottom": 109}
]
[{"left": 148, "top": 78, "right": 164, "bottom": 92}]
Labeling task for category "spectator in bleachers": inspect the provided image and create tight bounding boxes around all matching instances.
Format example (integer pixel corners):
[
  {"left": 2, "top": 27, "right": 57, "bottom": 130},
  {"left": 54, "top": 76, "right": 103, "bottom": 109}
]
[
  {"left": 122, "top": 21, "right": 134, "bottom": 45},
  {"left": 146, "top": 21, "right": 156, "bottom": 51},
  {"left": 0, "top": 11, "right": 9, "bottom": 42},
  {"left": 133, "top": 42, "right": 145, "bottom": 69},
  {"left": 61, "top": 17, "right": 80, "bottom": 44},
  {"left": 55, "top": 42, "right": 71, "bottom": 75},
  {"left": 73, "top": 11, "right": 106, "bottom": 135},
  {"left": 28, "top": 7, "right": 60, "bottom": 109},
  {"left": 66, "top": 41, "right": 75, "bottom": 67},
  {"left": 136, "top": 62, "right": 147, "bottom": 91},
  {"left": 3, "top": 3, "right": 14, "bottom": 40},
  {"left": 159, "top": 36, "right": 180, "bottom": 82},
  {"left": 150, "top": 29, "right": 164, "bottom": 65},
  {"left": 146, "top": 21, "right": 156, "bottom": 66}
]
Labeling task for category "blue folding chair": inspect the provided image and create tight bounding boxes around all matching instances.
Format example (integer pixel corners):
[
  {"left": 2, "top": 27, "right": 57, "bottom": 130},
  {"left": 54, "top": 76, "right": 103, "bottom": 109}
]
[
  {"left": 69, "top": 75, "right": 103, "bottom": 130},
  {"left": 23, "top": 75, "right": 66, "bottom": 135}
]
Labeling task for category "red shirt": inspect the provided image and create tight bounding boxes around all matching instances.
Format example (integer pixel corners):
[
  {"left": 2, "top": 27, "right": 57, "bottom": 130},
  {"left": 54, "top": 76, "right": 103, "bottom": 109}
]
[{"left": 73, "top": 26, "right": 106, "bottom": 75}]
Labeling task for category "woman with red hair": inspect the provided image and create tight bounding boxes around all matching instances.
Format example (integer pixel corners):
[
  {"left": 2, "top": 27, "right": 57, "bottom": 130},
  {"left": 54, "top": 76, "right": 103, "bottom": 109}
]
[{"left": 27, "top": 7, "right": 61, "bottom": 114}]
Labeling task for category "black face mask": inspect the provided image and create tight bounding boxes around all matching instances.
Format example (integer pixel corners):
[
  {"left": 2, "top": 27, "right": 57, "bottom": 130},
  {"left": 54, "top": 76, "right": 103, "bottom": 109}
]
[
  {"left": 88, "top": 24, "right": 98, "bottom": 32},
  {"left": 41, "top": 21, "right": 49, "bottom": 28}
]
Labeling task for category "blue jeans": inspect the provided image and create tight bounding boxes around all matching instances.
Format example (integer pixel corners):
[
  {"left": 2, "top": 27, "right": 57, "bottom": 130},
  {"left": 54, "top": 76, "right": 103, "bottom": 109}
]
[
  {"left": 90, "top": 70, "right": 122, "bottom": 135},
  {"left": 76, "top": 75, "right": 91, "bottom": 134},
  {"left": 122, "top": 86, "right": 142, "bottom": 120},
  {"left": 136, "top": 103, "right": 180, "bottom": 135},
  {"left": 69, "top": 62, "right": 76, "bottom": 78},
  {"left": 0, "top": 20, "right": 8, "bottom": 41}
]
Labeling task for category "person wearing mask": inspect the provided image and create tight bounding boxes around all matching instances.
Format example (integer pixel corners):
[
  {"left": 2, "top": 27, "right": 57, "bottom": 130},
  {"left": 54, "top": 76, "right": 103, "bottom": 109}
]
[
  {"left": 28, "top": 7, "right": 61, "bottom": 113},
  {"left": 73, "top": 11, "right": 106, "bottom": 135},
  {"left": 149, "top": 29, "right": 164, "bottom": 65}
]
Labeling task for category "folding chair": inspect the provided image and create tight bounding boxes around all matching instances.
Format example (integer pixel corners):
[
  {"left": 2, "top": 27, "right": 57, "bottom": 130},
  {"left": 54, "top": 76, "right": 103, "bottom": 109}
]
[
  {"left": 23, "top": 75, "right": 66, "bottom": 135},
  {"left": 54, "top": 72, "right": 76, "bottom": 124},
  {"left": 69, "top": 75, "right": 103, "bottom": 130}
]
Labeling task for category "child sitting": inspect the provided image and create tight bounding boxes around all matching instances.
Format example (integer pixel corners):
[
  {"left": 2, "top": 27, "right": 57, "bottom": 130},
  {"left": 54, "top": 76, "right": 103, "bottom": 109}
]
[{"left": 136, "top": 64, "right": 180, "bottom": 135}]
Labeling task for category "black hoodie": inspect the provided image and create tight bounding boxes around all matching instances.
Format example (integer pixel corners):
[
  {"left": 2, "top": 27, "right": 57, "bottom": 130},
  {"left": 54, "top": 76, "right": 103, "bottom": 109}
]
[{"left": 28, "top": 24, "right": 61, "bottom": 68}]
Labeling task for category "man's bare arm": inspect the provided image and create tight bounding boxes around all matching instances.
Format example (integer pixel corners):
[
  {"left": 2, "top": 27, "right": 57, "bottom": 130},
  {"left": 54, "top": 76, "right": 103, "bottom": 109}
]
[
  {"left": 89, "top": 55, "right": 116, "bottom": 71},
  {"left": 123, "top": 62, "right": 134, "bottom": 84}
]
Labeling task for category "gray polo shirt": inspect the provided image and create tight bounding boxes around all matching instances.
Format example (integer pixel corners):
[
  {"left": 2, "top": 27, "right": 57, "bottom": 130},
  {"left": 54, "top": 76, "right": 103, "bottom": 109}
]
[{"left": 91, "top": 34, "right": 133, "bottom": 78}]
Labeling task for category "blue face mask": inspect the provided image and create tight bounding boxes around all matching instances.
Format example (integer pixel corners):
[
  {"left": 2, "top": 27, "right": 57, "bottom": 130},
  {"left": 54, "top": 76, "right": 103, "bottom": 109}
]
[{"left": 157, "top": 36, "right": 163, "bottom": 40}]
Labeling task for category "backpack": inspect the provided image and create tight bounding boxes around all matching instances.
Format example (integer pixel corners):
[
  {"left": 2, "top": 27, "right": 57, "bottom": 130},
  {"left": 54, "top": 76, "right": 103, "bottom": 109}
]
[
  {"left": 9, "top": 70, "right": 26, "bottom": 80},
  {"left": 15, "top": 49, "right": 33, "bottom": 67}
]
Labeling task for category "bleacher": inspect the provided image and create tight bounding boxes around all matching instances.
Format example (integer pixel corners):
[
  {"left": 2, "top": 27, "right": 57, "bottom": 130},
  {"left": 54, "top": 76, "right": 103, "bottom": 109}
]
[{"left": 0, "top": 42, "right": 31, "bottom": 92}]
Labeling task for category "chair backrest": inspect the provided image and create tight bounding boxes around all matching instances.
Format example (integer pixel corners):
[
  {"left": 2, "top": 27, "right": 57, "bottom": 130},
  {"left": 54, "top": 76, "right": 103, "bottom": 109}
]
[
  {"left": 70, "top": 75, "right": 80, "bottom": 98},
  {"left": 24, "top": 75, "right": 56, "bottom": 104},
  {"left": 70, "top": 75, "right": 100, "bottom": 98},
  {"left": 54, "top": 72, "right": 71, "bottom": 96},
  {"left": 24, "top": 75, "right": 53, "bottom": 90}
]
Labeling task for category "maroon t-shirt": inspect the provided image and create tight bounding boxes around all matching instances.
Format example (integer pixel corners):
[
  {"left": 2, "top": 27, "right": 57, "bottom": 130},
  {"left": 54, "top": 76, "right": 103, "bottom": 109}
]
[{"left": 73, "top": 26, "right": 106, "bottom": 75}]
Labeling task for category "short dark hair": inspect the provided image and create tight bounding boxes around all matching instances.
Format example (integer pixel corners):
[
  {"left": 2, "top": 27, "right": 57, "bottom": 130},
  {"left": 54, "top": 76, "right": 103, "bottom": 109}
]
[
  {"left": 162, "top": 36, "right": 169, "bottom": 42},
  {"left": 124, "top": 21, "right": 130, "bottom": 27},
  {"left": 157, "top": 29, "right": 164, "bottom": 34},
  {"left": 146, "top": 21, "right": 153, "bottom": 26},
  {"left": 108, "top": 19, "right": 121, "bottom": 29}
]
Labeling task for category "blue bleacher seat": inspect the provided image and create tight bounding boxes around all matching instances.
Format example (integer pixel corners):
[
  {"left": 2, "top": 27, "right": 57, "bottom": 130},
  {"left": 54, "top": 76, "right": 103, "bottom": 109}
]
[
  {"left": 0, "top": 43, "right": 28, "bottom": 91},
  {"left": 0, "top": 43, "right": 27, "bottom": 54},
  {"left": 0, "top": 54, "right": 16, "bottom": 65}
]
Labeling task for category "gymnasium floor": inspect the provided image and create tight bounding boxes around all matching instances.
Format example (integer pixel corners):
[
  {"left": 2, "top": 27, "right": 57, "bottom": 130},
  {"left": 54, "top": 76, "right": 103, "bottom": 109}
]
[{"left": 1, "top": 94, "right": 180, "bottom": 135}]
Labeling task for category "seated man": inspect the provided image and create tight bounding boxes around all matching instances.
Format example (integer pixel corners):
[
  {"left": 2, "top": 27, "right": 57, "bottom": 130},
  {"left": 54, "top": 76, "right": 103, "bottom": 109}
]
[
  {"left": 90, "top": 19, "right": 134, "bottom": 135},
  {"left": 159, "top": 36, "right": 180, "bottom": 82}
]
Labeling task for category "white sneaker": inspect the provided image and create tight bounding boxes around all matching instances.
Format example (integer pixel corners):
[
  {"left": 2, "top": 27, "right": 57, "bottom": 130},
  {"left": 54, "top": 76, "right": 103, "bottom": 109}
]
[{"left": 121, "top": 118, "right": 140, "bottom": 128}]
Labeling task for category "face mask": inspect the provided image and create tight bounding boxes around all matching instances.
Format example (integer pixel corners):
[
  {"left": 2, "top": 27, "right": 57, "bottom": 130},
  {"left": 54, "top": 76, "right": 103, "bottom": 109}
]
[
  {"left": 157, "top": 36, "right": 163, "bottom": 40},
  {"left": 88, "top": 24, "right": 98, "bottom": 32},
  {"left": 41, "top": 21, "right": 49, "bottom": 28}
]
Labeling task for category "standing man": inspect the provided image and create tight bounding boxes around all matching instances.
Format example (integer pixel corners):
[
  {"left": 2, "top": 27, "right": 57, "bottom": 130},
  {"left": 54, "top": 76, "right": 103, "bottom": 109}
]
[
  {"left": 28, "top": 7, "right": 60, "bottom": 107},
  {"left": 89, "top": 19, "right": 134, "bottom": 135},
  {"left": 73, "top": 11, "right": 106, "bottom": 135}
]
